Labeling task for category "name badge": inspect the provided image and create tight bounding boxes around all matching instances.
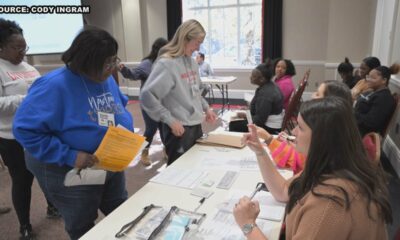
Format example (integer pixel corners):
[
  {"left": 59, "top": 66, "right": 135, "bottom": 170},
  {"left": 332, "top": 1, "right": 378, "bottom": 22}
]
[{"left": 97, "top": 111, "right": 115, "bottom": 127}]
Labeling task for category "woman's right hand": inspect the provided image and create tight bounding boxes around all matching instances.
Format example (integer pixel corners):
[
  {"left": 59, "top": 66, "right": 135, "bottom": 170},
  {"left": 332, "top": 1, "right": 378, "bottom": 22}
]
[
  {"left": 74, "top": 151, "right": 99, "bottom": 169},
  {"left": 243, "top": 124, "right": 265, "bottom": 155},
  {"left": 233, "top": 196, "right": 260, "bottom": 228},
  {"left": 169, "top": 121, "right": 185, "bottom": 137}
]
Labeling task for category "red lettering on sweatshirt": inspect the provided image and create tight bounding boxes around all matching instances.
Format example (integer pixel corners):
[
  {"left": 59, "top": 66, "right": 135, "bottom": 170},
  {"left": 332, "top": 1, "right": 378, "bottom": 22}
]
[{"left": 7, "top": 70, "right": 38, "bottom": 81}]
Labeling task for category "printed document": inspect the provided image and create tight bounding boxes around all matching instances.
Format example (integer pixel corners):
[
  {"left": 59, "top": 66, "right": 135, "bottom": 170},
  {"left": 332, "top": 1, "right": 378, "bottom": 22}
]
[
  {"left": 150, "top": 168, "right": 208, "bottom": 189},
  {"left": 94, "top": 126, "right": 147, "bottom": 171}
]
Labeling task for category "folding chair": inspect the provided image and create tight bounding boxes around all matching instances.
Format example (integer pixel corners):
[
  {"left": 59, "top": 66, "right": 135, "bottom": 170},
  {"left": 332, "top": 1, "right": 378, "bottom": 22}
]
[
  {"left": 381, "top": 93, "right": 399, "bottom": 140},
  {"left": 281, "top": 69, "right": 310, "bottom": 134}
]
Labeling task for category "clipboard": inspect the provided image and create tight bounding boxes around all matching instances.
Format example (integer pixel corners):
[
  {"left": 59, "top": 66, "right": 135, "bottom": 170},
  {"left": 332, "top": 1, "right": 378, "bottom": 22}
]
[{"left": 197, "top": 131, "right": 245, "bottom": 148}]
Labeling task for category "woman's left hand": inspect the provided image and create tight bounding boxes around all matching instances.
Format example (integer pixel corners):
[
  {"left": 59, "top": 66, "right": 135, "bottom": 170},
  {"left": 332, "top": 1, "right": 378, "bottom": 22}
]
[
  {"left": 205, "top": 108, "right": 217, "bottom": 123},
  {"left": 233, "top": 196, "right": 260, "bottom": 228}
]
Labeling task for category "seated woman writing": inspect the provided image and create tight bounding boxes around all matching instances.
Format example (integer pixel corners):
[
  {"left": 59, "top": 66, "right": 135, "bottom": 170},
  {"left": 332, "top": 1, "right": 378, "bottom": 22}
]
[
  {"left": 229, "top": 61, "right": 283, "bottom": 134},
  {"left": 234, "top": 97, "right": 392, "bottom": 239}
]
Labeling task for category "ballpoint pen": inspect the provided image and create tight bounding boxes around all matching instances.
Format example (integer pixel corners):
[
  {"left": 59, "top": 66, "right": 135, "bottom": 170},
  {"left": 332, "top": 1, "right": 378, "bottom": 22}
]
[
  {"left": 194, "top": 197, "right": 206, "bottom": 212},
  {"left": 249, "top": 182, "right": 267, "bottom": 200},
  {"left": 76, "top": 168, "right": 82, "bottom": 179},
  {"left": 280, "top": 132, "right": 296, "bottom": 142}
]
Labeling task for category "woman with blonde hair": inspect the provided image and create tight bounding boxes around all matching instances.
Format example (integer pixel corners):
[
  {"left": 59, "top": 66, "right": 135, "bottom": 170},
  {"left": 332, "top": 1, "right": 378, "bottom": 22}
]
[{"left": 140, "top": 19, "right": 216, "bottom": 165}]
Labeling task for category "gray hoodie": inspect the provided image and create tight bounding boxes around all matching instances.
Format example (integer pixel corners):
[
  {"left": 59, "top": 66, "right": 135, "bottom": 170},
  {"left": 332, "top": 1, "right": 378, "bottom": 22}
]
[{"left": 140, "top": 56, "right": 209, "bottom": 126}]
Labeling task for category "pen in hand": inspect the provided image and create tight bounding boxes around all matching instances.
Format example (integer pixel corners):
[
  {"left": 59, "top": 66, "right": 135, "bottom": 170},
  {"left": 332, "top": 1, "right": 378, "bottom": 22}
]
[
  {"left": 249, "top": 183, "right": 265, "bottom": 200},
  {"left": 280, "top": 132, "right": 296, "bottom": 142}
]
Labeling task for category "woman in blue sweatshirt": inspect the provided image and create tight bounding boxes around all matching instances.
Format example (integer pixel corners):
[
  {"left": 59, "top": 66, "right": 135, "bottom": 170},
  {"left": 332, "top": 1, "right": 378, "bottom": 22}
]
[{"left": 13, "top": 27, "right": 134, "bottom": 240}]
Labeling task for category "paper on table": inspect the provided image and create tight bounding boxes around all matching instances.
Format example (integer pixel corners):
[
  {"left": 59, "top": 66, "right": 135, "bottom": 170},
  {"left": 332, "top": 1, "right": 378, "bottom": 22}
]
[
  {"left": 94, "top": 126, "right": 147, "bottom": 171},
  {"left": 150, "top": 168, "right": 208, "bottom": 189},
  {"left": 197, "top": 155, "right": 259, "bottom": 172},
  {"left": 199, "top": 209, "right": 275, "bottom": 240},
  {"left": 217, "top": 189, "right": 286, "bottom": 221}
]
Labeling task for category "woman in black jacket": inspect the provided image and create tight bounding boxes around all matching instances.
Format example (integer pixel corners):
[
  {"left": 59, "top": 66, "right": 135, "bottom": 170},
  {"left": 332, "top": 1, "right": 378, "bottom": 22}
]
[{"left": 230, "top": 61, "right": 283, "bottom": 134}]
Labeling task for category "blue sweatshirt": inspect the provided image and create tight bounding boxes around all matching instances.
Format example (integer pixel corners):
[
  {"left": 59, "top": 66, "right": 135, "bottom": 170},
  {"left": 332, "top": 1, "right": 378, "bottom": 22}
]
[{"left": 13, "top": 67, "right": 134, "bottom": 167}]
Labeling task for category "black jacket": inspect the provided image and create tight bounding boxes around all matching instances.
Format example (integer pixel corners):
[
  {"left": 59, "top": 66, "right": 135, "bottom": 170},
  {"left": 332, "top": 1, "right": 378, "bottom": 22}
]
[
  {"left": 250, "top": 81, "right": 284, "bottom": 127},
  {"left": 355, "top": 88, "right": 395, "bottom": 136}
]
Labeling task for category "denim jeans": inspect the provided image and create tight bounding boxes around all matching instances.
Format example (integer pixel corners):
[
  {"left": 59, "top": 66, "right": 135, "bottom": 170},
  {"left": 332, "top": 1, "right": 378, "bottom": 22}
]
[{"left": 25, "top": 151, "right": 128, "bottom": 240}]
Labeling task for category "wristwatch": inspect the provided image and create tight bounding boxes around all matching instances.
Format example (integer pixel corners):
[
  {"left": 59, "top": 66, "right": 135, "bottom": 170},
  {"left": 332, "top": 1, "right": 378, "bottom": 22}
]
[{"left": 242, "top": 223, "right": 257, "bottom": 235}]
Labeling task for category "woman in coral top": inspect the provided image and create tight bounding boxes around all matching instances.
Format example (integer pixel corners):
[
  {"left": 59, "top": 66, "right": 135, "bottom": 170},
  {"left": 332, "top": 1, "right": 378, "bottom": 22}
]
[{"left": 273, "top": 58, "right": 296, "bottom": 110}]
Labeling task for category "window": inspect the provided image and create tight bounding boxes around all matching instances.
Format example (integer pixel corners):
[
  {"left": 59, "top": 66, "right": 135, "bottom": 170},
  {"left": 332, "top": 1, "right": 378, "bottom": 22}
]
[{"left": 182, "top": 0, "right": 262, "bottom": 68}]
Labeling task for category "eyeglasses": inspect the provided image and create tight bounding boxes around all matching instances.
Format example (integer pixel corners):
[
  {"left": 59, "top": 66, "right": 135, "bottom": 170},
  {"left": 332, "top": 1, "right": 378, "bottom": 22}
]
[
  {"left": 9, "top": 45, "right": 29, "bottom": 53},
  {"left": 104, "top": 57, "right": 121, "bottom": 71}
]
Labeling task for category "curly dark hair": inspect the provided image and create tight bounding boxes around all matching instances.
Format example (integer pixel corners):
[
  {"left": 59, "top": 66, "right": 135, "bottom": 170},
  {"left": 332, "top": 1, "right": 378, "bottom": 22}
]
[
  {"left": 273, "top": 58, "right": 296, "bottom": 76},
  {"left": 62, "top": 26, "right": 118, "bottom": 77},
  {"left": 0, "top": 18, "right": 23, "bottom": 48}
]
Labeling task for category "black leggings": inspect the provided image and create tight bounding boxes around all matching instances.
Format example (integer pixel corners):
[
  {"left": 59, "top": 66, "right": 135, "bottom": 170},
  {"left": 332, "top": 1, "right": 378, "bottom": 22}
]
[
  {"left": 0, "top": 137, "right": 33, "bottom": 227},
  {"left": 160, "top": 123, "right": 203, "bottom": 165},
  {"left": 0, "top": 137, "right": 55, "bottom": 228}
]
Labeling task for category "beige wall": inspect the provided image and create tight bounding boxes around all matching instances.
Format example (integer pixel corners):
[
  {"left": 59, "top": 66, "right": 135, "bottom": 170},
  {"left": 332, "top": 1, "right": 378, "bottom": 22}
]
[
  {"left": 29, "top": 0, "right": 377, "bottom": 94},
  {"left": 281, "top": 0, "right": 376, "bottom": 91}
]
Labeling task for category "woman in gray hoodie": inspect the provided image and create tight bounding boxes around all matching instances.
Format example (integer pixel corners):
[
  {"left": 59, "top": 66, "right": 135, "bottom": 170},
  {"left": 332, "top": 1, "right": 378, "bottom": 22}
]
[{"left": 140, "top": 19, "right": 216, "bottom": 165}]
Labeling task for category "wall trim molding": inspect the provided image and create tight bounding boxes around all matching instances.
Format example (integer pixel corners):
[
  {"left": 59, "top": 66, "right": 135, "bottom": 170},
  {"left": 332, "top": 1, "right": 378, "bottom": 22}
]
[
  {"left": 120, "top": 86, "right": 316, "bottom": 101},
  {"left": 390, "top": 75, "right": 400, "bottom": 88}
]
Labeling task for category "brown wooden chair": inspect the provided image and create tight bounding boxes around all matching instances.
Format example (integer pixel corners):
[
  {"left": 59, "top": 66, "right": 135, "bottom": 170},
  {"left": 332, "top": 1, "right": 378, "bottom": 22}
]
[
  {"left": 281, "top": 69, "right": 310, "bottom": 134},
  {"left": 382, "top": 93, "right": 400, "bottom": 139}
]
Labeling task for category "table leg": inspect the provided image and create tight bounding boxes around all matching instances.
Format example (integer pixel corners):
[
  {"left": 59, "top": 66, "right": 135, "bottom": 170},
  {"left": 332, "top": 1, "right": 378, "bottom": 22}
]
[
  {"left": 226, "top": 84, "right": 230, "bottom": 110},
  {"left": 215, "top": 84, "right": 225, "bottom": 115}
]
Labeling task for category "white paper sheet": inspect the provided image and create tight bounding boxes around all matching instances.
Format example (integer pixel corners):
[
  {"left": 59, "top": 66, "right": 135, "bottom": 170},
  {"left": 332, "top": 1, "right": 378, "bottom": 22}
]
[
  {"left": 149, "top": 168, "right": 208, "bottom": 189},
  {"left": 199, "top": 209, "right": 275, "bottom": 240},
  {"left": 217, "top": 189, "right": 286, "bottom": 222},
  {"left": 64, "top": 168, "right": 107, "bottom": 186},
  {"left": 197, "top": 154, "right": 259, "bottom": 171}
]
